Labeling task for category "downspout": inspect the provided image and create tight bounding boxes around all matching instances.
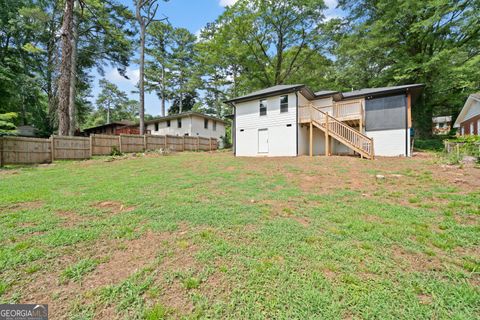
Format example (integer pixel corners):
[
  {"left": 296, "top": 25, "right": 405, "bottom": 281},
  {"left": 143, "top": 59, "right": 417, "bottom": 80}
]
[
  {"left": 405, "top": 91, "right": 409, "bottom": 157},
  {"left": 231, "top": 103, "right": 236, "bottom": 156},
  {"left": 295, "top": 92, "right": 299, "bottom": 156}
]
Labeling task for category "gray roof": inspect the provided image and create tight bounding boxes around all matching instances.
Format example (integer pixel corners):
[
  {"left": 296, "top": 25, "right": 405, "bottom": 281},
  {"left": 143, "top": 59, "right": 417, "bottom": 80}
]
[
  {"left": 314, "top": 90, "right": 338, "bottom": 96},
  {"left": 84, "top": 120, "right": 136, "bottom": 131},
  {"left": 224, "top": 84, "right": 305, "bottom": 103},
  {"left": 432, "top": 116, "right": 452, "bottom": 123},
  {"left": 225, "top": 83, "right": 424, "bottom": 104},
  {"left": 145, "top": 111, "right": 228, "bottom": 125},
  {"left": 341, "top": 84, "right": 424, "bottom": 99}
]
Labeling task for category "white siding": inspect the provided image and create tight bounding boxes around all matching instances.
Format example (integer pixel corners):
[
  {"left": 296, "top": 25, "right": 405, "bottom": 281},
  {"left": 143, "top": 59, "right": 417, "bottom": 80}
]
[
  {"left": 189, "top": 116, "right": 226, "bottom": 140},
  {"left": 147, "top": 117, "right": 192, "bottom": 136},
  {"left": 235, "top": 92, "right": 297, "bottom": 156},
  {"left": 464, "top": 100, "right": 480, "bottom": 121},
  {"left": 147, "top": 115, "right": 226, "bottom": 147},
  {"left": 366, "top": 129, "right": 409, "bottom": 157}
]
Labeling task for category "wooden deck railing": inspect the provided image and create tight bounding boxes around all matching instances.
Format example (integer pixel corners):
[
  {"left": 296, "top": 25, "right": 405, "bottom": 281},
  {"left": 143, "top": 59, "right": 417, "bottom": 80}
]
[
  {"left": 332, "top": 99, "right": 363, "bottom": 120},
  {"left": 299, "top": 105, "right": 374, "bottom": 159}
]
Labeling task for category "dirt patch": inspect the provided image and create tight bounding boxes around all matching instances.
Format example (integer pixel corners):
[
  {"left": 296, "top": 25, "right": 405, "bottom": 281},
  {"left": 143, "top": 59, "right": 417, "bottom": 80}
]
[
  {"left": 18, "top": 227, "right": 187, "bottom": 319},
  {"left": 259, "top": 199, "right": 311, "bottom": 227},
  {"left": 0, "top": 200, "right": 44, "bottom": 213},
  {"left": 92, "top": 201, "right": 136, "bottom": 215},
  {"left": 154, "top": 244, "right": 201, "bottom": 316},
  {"left": 57, "top": 211, "right": 86, "bottom": 227},
  {"left": 390, "top": 246, "right": 443, "bottom": 272},
  {"left": 82, "top": 231, "right": 172, "bottom": 289}
]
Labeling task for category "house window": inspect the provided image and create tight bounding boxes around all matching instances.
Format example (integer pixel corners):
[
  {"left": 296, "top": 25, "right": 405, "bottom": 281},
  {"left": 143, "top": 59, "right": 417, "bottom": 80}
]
[
  {"left": 155, "top": 122, "right": 159, "bottom": 131},
  {"left": 260, "top": 99, "right": 267, "bottom": 116},
  {"left": 167, "top": 120, "right": 171, "bottom": 127},
  {"left": 204, "top": 118, "right": 208, "bottom": 129},
  {"left": 461, "top": 126, "right": 464, "bottom": 136},
  {"left": 477, "top": 120, "right": 480, "bottom": 135},
  {"left": 177, "top": 119, "right": 182, "bottom": 128},
  {"left": 213, "top": 121, "right": 217, "bottom": 131},
  {"left": 470, "top": 122, "right": 474, "bottom": 135},
  {"left": 280, "top": 95, "right": 288, "bottom": 113}
]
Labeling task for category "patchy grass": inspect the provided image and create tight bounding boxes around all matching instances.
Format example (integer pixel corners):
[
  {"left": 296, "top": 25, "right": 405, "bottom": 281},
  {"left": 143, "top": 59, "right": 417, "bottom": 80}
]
[
  {"left": 0, "top": 152, "right": 479, "bottom": 319},
  {"left": 61, "top": 258, "right": 101, "bottom": 283}
]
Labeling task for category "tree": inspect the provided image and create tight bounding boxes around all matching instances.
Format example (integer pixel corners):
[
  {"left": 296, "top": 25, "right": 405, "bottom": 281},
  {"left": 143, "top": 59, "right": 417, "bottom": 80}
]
[
  {"left": 95, "top": 79, "right": 132, "bottom": 124},
  {"left": 146, "top": 21, "right": 173, "bottom": 116},
  {"left": 168, "top": 91, "right": 197, "bottom": 114},
  {"left": 169, "top": 28, "right": 200, "bottom": 114},
  {"left": 57, "top": 0, "right": 75, "bottom": 136},
  {"left": 202, "top": 0, "right": 328, "bottom": 91},
  {"left": 136, "top": 0, "right": 165, "bottom": 134},
  {"left": 0, "top": 112, "right": 18, "bottom": 135},
  {"left": 334, "top": 0, "right": 480, "bottom": 136}
]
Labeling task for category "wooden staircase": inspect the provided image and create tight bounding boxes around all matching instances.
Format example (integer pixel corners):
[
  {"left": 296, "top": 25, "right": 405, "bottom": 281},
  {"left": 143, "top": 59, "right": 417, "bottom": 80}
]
[{"left": 304, "top": 105, "right": 374, "bottom": 159}]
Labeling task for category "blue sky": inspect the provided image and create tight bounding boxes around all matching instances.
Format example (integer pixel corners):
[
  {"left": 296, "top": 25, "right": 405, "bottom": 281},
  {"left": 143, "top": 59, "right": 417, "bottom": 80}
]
[{"left": 90, "top": 0, "right": 342, "bottom": 116}]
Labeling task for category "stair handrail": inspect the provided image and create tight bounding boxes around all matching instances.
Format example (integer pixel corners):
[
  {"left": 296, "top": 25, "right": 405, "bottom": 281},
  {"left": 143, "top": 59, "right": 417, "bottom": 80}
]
[
  {"left": 310, "top": 105, "right": 373, "bottom": 142},
  {"left": 309, "top": 105, "right": 374, "bottom": 157}
]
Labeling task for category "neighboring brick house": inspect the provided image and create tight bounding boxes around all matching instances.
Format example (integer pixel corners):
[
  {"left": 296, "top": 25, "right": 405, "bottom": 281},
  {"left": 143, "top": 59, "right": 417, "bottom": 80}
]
[
  {"left": 453, "top": 94, "right": 480, "bottom": 136},
  {"left": 83, "top": 120, "right": 141, "bottom": 136}
]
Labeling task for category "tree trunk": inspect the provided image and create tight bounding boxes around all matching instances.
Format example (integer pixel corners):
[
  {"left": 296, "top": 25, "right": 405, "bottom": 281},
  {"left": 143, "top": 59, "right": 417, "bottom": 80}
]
[
  {"left": 179, "top": 91, "right": 183, "bottom": 113},
  {"left": 161, "top": 65, "right": 166, "bottom": 116},
  {"left": 136, "top": 0, "right": 146, "bottom": 135},
  {"left": 107, "top": 102, "right": 111, "bottom": 124},
  {"left": 57, "top": 0, "right": 74, "bottom": 136},
  {"left": 68, "top": 0, "right": 78, "bottom": 136}
]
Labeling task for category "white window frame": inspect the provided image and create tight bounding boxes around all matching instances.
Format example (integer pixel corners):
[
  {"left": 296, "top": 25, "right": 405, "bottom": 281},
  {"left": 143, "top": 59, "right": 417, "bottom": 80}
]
[
  {"left": 259, "top": 99, "right": 267, "bottom": 116},
  {"left": 280, "top": 95, "right": 288, "bottom": 113}
]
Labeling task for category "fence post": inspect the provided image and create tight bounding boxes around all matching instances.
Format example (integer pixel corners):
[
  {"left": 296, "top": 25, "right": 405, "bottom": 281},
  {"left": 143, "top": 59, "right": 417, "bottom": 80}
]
[
  {"left": 209, "top": 138, "right": 212, "bottom": 152},
  {"left": 118, "top": 135, "right": 122, "bottom": 153},
  {"left": 50, "top": 136, "right": 55, "bottom": 163},
  {"left": 89, "top": 135, "right": 93, "bottom": 158},
  {"left": 164, "top": 135, "right": 167, "bottom": 150},
  {"left": 197, "top": 136, "right": 200, "bottom": 152},
  {"left": 0, "top": 136, "right": 3, "bottom": 167},
  {"left": 143, "top": 135, "right": 147, "bottom": 151},
  {"left": 182, "top": 136, "right": 185, "bottom": 151}
]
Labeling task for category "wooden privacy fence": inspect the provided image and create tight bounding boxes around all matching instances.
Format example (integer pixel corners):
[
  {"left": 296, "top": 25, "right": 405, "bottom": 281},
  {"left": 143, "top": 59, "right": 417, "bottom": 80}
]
[{"left": 0, "top": 134, "right": 219, "bottom": 166}]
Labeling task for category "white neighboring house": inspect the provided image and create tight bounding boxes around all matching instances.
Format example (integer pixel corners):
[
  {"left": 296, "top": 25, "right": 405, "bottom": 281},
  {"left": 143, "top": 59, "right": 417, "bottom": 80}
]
[
  {"left": 453, "top": 93, "right": 480, "bottom": 136},
  {"left": 225, "top": 84, "right": 424, "bottom": 158},
  {"left": 145, "top": 112, "right": 227, "bottom": 146}
]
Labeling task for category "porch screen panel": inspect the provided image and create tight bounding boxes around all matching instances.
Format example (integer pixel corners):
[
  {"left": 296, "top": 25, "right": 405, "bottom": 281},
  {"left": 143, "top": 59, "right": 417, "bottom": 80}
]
[{"left": 365, "top": 95, "right": 406, "bottom": 131}]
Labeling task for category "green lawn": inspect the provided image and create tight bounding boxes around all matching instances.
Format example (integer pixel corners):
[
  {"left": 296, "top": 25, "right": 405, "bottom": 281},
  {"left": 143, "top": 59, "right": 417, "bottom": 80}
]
[{"left": 0, "top": 152, "right": 479, "bottom": 319}]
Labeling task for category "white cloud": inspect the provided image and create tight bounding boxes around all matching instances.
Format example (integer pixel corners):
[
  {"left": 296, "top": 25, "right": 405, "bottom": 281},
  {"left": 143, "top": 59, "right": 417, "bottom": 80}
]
[
  {"left": 324, "top": 0, "right": 338, "bottom": 10},
  {"left": 106, "top": 67, "right": 140, "bottom": 85},
  {"left": 219, "top": 0, "right": 238, "bottom": 7},
  {"left": 194, "top": 29, "right": 203, "bottom": 42}
]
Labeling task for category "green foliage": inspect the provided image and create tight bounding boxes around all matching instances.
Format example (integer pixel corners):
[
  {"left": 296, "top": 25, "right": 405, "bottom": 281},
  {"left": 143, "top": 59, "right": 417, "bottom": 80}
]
[
  {"left": 61, "top": 258, "right": 100, "bottom": 283},
  {"left": 86, "top": 79, "right": 138, "bottom": 128},
  {"left": 414, "top": 137, "right": 447, "bottom": 152},
  {"left": 110, "top": 145, "right": 123, "bottom": 156},
  {"left": 0, "top": 112, "right": 18, "bottom": 135},
  {"left": 334, "top": 0, "right": 480, "bottom": 137},
  {"left": 444, "top": 135, "right": 480, "bottom": 164},
  {"left": 143, "top": 304, "right": 168, "bottom": 320}
]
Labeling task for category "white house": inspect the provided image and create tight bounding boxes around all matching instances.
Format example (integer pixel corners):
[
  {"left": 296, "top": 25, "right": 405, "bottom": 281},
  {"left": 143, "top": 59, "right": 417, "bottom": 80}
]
[
  {"left": 225, "top": 84, "right": 424, "bottom": 158},
  {"left": 453, "top": 93, "right": 480, "bottom": 136},
  {"left": 145, "top": 112, "right": 227, "bottom": 143}
]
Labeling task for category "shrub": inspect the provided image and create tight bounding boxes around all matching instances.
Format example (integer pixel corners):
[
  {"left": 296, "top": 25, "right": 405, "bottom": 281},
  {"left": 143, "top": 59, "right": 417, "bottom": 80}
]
[{"left": 110, "top": 145, "right": 123, "bottom": 156}]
